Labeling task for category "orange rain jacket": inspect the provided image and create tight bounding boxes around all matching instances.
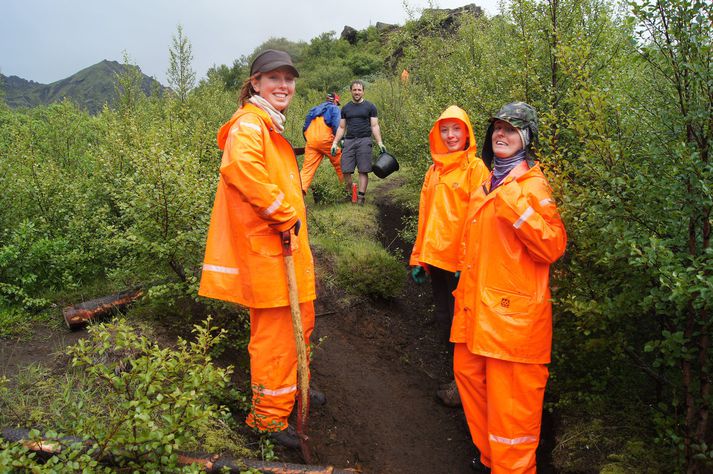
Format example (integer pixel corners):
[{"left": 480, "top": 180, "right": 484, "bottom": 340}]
[
  {"left": 409, "top": 106, "right": 489, "bottom": 272},
  {"left": 199, "top": 103, "right": 316, "bottom": 308},
  {"left": 452, "top": 161, "right": 566, "bottom": 363}
]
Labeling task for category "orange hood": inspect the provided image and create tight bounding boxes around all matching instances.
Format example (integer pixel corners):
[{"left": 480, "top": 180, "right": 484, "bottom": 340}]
[{"left": 428, "top": 105, "right": 477, "bottom": 171}]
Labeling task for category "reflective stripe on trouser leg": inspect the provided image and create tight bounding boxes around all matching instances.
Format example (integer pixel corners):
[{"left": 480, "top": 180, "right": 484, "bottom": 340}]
[
  {"left": 486, "top": 357, "right": 548, "bottom": 474},
  {"left": 300, "top": 146, "right": 324, "bottom": 192},
  {"left": 454, "top": 344, "right": 492, "bottom": 468},
  {"left": 245, "top": 302, "right": 315, "bottom": 431}
]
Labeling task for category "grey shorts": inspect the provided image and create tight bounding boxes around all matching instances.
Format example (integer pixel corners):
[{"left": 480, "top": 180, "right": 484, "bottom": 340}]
[{"left": 341, "top": 137, "right": 373, "bottom": 173}]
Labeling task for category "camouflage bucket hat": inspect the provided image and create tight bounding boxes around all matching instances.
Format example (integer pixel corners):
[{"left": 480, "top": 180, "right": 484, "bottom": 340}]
[{"left": 481, "top": 101, "right": 539, "bottom": 169}]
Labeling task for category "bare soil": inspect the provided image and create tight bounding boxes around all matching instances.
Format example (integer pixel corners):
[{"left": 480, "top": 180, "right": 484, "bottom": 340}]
[
  {"left": 0, "top": 179, "right": 557, "bottom": 473},
  {"left": 1, "top": 325, "right": 85, "bottom": 380}
]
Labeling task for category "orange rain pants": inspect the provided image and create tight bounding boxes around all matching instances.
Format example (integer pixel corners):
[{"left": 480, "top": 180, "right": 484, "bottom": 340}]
[
  {"left": 245, "top": 301, "right": 315, "bottom": 432},
  {"left": 300, "top": 116, "right": 343, "bottom": 193},
  {"left": 454, "top": 343, "right": 548, "bottom": 473}
]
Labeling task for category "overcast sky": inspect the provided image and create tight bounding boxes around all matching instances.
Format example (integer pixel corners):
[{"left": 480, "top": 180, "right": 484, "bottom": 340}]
[{"left": 1, "top": 0, "right": 500, "bottom": 85}]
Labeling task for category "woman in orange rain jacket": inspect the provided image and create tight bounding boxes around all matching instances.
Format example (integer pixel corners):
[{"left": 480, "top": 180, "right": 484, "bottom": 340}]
[
  {"left": 198, "top": 50, "right": 321, "bottom": 449},
  {"left": 409, "top": 105, "right": 489, "bottom": 407},
  {"left": 452, "top": 102, "right": 567, "bottom": 473}
]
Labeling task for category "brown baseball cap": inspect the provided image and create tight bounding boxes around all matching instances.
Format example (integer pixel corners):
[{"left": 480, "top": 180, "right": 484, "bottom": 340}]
[{"left": 250, "top": 49, "right": 299, "bottom": 77}]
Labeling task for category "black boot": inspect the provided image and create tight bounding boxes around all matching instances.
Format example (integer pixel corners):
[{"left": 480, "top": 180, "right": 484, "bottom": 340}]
[
  {"left": 269, "top": 424, "right": 301, "bottom": 449},
  {"left": 471, "top": 457, "right": 491, "bottom": 473},
  {"left": 295, "top": 384, "right": 327, "bottom": 408},
  {"left": 436, "top": 380, "right": 462, "bottom": 407},
  {"left": 310, "top": 385, "right": 327, "bottom": 407}
]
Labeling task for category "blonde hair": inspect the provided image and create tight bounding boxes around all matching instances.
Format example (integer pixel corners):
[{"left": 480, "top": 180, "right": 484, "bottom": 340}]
[{"left": 238, "top": 74, "right": 260, "bottom": 105}]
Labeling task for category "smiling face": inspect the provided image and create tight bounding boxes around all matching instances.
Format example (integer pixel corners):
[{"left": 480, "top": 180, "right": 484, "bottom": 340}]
[
  {"left": 350, "top": 83, "right": 364, "bottom": 103},
  {"left": 439, "top": 118, "right": 467, "bottom": 152},
  {"left": 491, "top": 119, "right": 524, "bottom": 158},
  {"left": 250, "top": 67, "right": 296, "bottom": 111}
]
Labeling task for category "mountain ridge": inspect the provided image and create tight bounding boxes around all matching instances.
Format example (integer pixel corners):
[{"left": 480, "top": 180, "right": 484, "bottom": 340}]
[{"left": 1, "top": 60, "right": 167, "bottom": 114}]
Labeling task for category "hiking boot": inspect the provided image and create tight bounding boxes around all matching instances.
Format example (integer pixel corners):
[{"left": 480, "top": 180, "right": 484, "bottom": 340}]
[
  {"left": 471, "top": 457, "right": 491, "bottom": 473},
  {"left": 310, "top": 385, "right": 326, "bottom": 407},
  {"left": 357, "top": 196, "right": 365, "bottom": 205},
  {"left": 295, "top": 384, "right": 326, "bottom": 407},
  {"left": 269, "top": 424, "right": 301, "bottom": 449},
  {"left": 436, "top": 380, "right": 462, "bottom": 407}
]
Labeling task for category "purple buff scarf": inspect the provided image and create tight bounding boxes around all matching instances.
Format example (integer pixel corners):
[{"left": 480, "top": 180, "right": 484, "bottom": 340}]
[{"left": 491, "top": 149, "right": 527, "bottom": 189}]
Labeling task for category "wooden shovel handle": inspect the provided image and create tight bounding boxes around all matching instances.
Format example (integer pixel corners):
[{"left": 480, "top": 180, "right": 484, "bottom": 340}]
[{"left": 282, "top": 252, "right": 312, "bottom": 462}]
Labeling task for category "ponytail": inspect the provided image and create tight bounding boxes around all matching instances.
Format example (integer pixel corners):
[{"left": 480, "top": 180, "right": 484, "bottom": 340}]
[{"left": 238, "top": 74, "right": 260, "bottom": 105}]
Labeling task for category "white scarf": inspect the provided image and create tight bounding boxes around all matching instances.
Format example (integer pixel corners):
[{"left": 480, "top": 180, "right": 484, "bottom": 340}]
[{"left": 249, "top": 95, "right": 286, "bottom": 133}]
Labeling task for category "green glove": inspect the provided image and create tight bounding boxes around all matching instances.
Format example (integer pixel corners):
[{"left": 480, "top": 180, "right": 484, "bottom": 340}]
[
  {"left": 410, "top": 265, "right": 427, "bottom": 284},
  {"left": 379, "top": 144, "right": 386, "bottom": 154},
  {"left": 331, "top": 144, "right": 338, "bottom": 156}
]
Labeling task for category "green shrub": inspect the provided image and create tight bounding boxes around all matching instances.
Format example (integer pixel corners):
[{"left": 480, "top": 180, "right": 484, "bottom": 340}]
[
  {"left": 335, "top": 240, "right": 404, "bottom": 300},
  {"left": 309, "top": 163, "right": 346, "bottom": 205},
  {"left": 0, "top": 429, "right": 110, "bottom": 473},
  {"left": 0, "top": 317, "right": 253, "bottom": 471},
  {"left": 0, "top": 305, "right": 57, "bottom": 339}
]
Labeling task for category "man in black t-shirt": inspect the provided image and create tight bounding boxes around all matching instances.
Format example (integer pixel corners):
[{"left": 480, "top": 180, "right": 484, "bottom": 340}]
[{"left": 331, "top": 80, "right": 385, "bottom": 205}]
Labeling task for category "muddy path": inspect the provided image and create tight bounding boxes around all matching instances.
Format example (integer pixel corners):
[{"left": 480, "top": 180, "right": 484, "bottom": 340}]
[{"left": 295, "top": 181, "right": 476, "bottom": 473}]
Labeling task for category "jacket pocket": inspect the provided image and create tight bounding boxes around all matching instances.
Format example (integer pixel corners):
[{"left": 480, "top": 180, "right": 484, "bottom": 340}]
[
  {"left": 248, "top": 234, "right": 282, "bottom": 257},
  {"left": 248, "top": 233, "right": 299, "bottom": 256},
  {"left": 481, "top": 286, "right": 532, "bottom": 317}
]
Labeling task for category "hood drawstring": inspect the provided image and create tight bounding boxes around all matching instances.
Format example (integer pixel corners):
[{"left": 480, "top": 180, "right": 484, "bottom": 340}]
[{"left": 249, "top": 95, "right": 286, "bottom": 133}]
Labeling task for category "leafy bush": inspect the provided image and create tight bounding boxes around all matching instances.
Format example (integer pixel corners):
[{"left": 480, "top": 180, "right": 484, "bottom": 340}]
[
  {"left": 334, "top": 240, "right": 404, "bottom": 300},
  {"left": 309, "top": 161, "right": 347, "bottom": 205},
  {"left": 0, "top": 318, "right": 253, "bottom": 471},
  {"left": 308, "top": 202, "right": 403, "bottom": 301},
  {"left": 0, "top": 428, "right": 110, "bottom": 473}
]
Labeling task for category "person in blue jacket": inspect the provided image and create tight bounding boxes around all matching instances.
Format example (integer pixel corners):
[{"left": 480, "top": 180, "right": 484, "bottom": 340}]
[{"left": 300, "top": 93, "right": 344, "bottom": 194}]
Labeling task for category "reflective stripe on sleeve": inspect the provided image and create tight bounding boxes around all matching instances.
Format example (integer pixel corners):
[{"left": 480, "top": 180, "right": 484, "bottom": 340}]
[
  {"left": 241, "top": 122, "right": 262, "bottom": 132},
  {"left": 513, "top": 206, "right": 534, "bottom": 229},
  {"left": 202, "top": 263, "right": 239, "bottom": 275},
  {"left": 262, "top": 191, "right": 284, "bottom": 217},
  {"left": 539, "top": 198, "right": 553, "bottom": 206},
  {"left": 489, "top": 434, "right": 537, "bottom": 445},
  {"left": 255, "top": 385, "right": 297, "bottom": 397}
]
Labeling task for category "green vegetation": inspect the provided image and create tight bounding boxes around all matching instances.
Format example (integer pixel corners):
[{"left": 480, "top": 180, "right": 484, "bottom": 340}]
[
  {"left": 0, "top": 2, "right": 711, "bottom": 471},
  {"left": 307, "top": 195, "right": 404, "bottom": 301},
  {"left": 0, "top": 318, "right": 252, "bottom": 472},
  {"left": 168, "top": 24, "right": 197, "bottom": 103}
]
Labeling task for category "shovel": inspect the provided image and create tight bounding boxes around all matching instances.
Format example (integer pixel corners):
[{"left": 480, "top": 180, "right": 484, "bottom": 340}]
[{"left": 280, "top": 227, "right": 313, "bottom": 463}]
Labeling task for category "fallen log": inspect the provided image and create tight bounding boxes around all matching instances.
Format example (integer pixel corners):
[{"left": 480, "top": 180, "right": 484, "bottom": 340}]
[
  {"left": 62, "top": 287, "right": 144, "bottom": 330},
  {"left": 1, "top": 428, "right": 359, "bottom": 473}
]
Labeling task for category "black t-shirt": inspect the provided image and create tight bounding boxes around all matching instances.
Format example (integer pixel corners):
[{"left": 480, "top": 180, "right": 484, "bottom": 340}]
[{"left": 341, "top": 100, "right": 378, "bottom": 139}]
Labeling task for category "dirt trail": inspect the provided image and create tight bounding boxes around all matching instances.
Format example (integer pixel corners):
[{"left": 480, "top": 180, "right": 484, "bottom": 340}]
[
  {"left": 300, "top": 180, "right": 556, "bottom": 473},
  {"left": 307, "top": 305, "right": 475, "bottom": 473},
  {"left": 297, "top": 181, "right": 476, "bottom": 473}
]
